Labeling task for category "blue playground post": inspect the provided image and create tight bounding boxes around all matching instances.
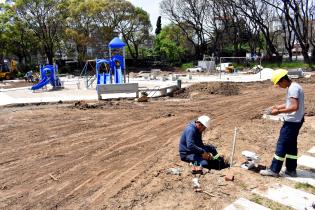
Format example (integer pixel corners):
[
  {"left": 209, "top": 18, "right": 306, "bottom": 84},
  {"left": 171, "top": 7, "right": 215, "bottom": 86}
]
[{"left": 108, "top": 37, "right": 126, "bottom": 83}]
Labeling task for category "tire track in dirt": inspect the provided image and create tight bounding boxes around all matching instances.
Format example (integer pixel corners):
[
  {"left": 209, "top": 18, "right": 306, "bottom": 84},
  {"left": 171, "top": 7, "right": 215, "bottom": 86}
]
[
  {"left": 0, "top": 113, "right": 183, "bottom": 208},
  {"left": 0, "top": 115, "right": 153, "bottom": 205},
  {"left": 42, "top": 117, "right": 184, "bottom": 209}
]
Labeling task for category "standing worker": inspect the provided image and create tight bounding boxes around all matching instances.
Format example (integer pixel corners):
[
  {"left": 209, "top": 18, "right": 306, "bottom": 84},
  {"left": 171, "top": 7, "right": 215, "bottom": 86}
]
[
  {"left": 260, "top": 69, "right": 304, "bottom": 177},
  {"left": 179, "top": 115, "right": 229, "bottom": 171}
]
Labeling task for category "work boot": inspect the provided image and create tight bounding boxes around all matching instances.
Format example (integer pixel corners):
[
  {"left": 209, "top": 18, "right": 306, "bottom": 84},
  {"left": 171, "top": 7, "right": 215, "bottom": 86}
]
[
  {"left": 259, "top": 169, "right": 279, "bottom": 177},
  {"left": 285, "top": 169, "right": 297, "bottom": 177}
]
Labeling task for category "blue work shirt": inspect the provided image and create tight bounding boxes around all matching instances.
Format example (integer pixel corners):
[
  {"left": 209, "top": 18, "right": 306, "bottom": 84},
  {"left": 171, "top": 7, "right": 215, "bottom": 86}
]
[{"left": 179, "top": 121, "right": 206, "bottom": 156}]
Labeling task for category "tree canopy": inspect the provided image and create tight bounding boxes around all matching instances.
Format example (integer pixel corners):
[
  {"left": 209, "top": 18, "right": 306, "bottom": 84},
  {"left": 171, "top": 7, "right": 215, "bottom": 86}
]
[{"left": 1, "top": 0, "right": 314, "bottom": 66}]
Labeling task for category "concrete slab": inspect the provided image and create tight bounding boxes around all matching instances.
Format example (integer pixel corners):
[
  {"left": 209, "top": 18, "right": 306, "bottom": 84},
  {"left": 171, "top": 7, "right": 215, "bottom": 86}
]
[
  {"left": 284, "top": 169, "right": 315, "bottom": 187},
  {"left": 298, "top": 155, "right": 315, "bottom": 169},
  {"left": 224, "top": 198, "right": 270, "bottom": 210},
  {"left": 0, "top": 92, "right": 15, "bottom": 106},
  {"left": 307, "top": 146, "right": 315, "bottom": 154},
  {"left": 0, "top": 72, "right": 274, "bottom": 107},
  {"left": 0, "top": 88, "right": 98, "bottom": 106},
  {"left": 253, "top": 184, "right": 315, "bottom": 210}
]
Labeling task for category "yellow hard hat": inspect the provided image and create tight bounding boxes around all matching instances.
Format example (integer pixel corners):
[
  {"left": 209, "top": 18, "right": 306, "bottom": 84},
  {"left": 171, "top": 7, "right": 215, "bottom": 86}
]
[{"left": 271, "top": 69, "right": 288, "bottom": 85}]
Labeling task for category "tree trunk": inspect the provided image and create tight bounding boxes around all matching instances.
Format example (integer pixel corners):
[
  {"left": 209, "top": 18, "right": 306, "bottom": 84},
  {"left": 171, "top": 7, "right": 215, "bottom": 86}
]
[
  {"left": 45, "top": 47, "right": 54, "bottom": 64},
  {"left": 302, "top": 50, "right": 310, "bottom": 65},
  {"left": 288, "top": 50, "right": 293, "bottom": 62}
]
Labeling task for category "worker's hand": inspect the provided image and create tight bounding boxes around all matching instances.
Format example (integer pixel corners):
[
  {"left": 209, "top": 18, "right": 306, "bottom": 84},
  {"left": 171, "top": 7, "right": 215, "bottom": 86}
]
[
  {"left": 271, "top": 107, "right": 280, "bottom": 115},
  {"left": 202, "top": 152, "right": 212, "bottom": 160}
]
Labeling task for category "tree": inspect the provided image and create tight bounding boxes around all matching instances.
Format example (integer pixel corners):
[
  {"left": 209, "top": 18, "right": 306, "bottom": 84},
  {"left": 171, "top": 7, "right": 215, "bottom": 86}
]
[
  {"left": 155, "top": 16, "right": 162, "bottom": 36},
  {"left": 154, "top": 24, "right": 188, "bottom": 63},
  {"left": 261, "top": 0, "right": 314, "bottom": 64},
  {"left": 311, "top": 5, "right": 315, "bottom": 62},
  {"left": 15, "top": 0, "right": 67, "bottom": 64},
  {"left": 210, "top": 1, "right": 254, "bottom": 57},
  {"left": 225, "top": 0, "right": 280, "bottom": 57},
  {"left": 112, "top": 2, "right": 151, "bottom": 59},
  {"left": 0, "top": 2, "right": 39, "bottom": 64},
  {"left": 64, "top": 0, "right": 95, "bottom": 62},
  {"left": 91, "top": 0, "right": 151, "bottom": 59},
  {"left": 161, "top": 0, "right": 212, "bottom": 59},
  {"left": 277, "top": 5, "right": 295, "bottom": 61}
]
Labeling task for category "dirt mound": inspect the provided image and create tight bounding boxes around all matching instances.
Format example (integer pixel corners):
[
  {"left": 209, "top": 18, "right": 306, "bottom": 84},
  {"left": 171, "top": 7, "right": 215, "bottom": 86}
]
[
  {"left": 174, "top": 82, "right": 240, "bottom": 98},
  {"left": 72, "top": 100, "right": 141, "bottom": 110},
  {"left": 295, "top": 75, "right": 315, "bottom": 83},
  {"left": 73, "top": 100, "right": 97, "bottom": 109}
]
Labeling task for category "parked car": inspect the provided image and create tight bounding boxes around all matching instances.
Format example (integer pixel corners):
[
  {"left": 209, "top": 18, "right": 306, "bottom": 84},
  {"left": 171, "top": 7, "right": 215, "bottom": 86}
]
[
  {"left": 137, "top": 71, "right": 151, "bottom": 78},
  {"left": 186, "top": 66, "right": 204, "bottom": 72}
]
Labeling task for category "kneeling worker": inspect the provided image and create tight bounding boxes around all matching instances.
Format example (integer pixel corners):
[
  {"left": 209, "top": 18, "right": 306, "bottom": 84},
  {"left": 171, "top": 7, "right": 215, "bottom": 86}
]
[{"left": 179, "top": 115, "right": 229, "bottom": 170}]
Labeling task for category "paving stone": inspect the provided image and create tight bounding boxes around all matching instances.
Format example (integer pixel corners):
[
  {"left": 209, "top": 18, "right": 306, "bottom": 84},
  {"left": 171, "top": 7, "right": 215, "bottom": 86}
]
[
  {"left": 253, "top": 184, "right": 315, "bottom": 210},
  {"left": 284, "top": 169, "right": 315, "bottom": 187},
  {"left": 224, "top": 197, "right": 270, "bottom": 210},
  {"left": 307, "top": 146, "right": 315, "bottom": 154},
  {"left": 298, "top": 155, "right": 315, "bottom": 169}
]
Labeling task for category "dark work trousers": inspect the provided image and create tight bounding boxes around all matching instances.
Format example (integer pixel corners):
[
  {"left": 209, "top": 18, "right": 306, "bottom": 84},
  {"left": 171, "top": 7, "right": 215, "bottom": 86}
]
[
  {"left": 180, "top": 145, "right": 226, "bottom": 170},
  {"left": 270, "top": 118, "right": 304, "bottom": 173}
]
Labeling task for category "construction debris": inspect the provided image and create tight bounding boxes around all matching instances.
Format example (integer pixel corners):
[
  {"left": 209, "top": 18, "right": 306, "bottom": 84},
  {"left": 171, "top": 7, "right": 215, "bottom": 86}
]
[
  {"left": 166, "top": 167, "right": 183, "bottom": 175},
  {"left": 194, "top": 188, "right": 216, "bottom": 197},
  {"left": 135, "top": 92, "right": 148, "bottom": 102},
  {"left": 240, "top": 151, "right": 261, "bottom": 170},
  {"left": 192, "top": 177, "right": 201, "bottom": 189},
  {"left": 49, "top": 173, "right": 58, "bottom": 181},
  {"left": 224, "top": 172, "right": 235, "bottom": 182}
]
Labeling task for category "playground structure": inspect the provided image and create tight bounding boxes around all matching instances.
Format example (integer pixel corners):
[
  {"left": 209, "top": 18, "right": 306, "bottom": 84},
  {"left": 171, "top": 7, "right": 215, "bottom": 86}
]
[
  {"left": 82, "top": 37, "right": 127, "bottom": 89},
  {"left": 31, "top": 64, "right": 62, "bottom": 91},
  {"left": 96, "top": 54, "right": 125, "bottom": 85}
]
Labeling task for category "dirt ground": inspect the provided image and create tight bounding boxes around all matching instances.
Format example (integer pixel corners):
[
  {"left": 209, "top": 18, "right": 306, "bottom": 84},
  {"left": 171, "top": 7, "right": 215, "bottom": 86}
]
[
  {"left": 0, "top": 80, "right": 32, "bottom": 89},
  {"left": 1, "top": 78, "right": 315, "bottom": 210}
]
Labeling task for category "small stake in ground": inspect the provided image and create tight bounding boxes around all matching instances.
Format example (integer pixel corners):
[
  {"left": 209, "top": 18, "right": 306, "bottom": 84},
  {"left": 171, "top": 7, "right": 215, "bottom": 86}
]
[
  {"left": 225, "top": 127, "right": 238, "bottom": 181},
  {"left": 230, "top": 127, "right": 238, "bottom": 167}
]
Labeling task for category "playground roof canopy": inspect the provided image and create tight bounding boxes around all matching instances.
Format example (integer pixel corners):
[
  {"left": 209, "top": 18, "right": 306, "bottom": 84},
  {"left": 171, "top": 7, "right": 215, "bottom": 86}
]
[{"left": 109, "top": 37, "right": 126, "bottom": 49}]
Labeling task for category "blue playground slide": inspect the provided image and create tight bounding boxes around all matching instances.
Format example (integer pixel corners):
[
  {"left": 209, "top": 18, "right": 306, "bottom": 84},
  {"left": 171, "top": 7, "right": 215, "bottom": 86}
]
[{"left": 31, "top": 77, "right": 50, "bottom": 90}]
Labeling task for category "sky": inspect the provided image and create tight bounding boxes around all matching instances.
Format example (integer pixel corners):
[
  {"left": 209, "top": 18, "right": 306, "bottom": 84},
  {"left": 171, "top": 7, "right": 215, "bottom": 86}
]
[{"left": 126, "top": 0, "right": 170, "bottom": 33}]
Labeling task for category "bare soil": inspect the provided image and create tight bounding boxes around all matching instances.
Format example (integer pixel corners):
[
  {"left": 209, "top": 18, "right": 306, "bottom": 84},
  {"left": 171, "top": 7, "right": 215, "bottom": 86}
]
[
  {"left": 1, "top": 78, "right": 315, "bottom": 210},
  {"left": 0, "top": 80, "right": 32, "bottom": 89}
]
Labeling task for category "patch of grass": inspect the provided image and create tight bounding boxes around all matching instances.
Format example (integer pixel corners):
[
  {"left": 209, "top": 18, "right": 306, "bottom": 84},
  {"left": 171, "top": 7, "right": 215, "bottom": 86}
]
[
  {"left": 240, "top": 184, "right": 247, "bottom": 190},
  {"left": 262, "top": 61, "right": 310, "bottom": 69},
  {"left": 295, "top": 183, "right": 315, "bottom": 194},
  {"left": 181, "top": 62, "right": 193, "bottom": 70},
  {"left": 250, "top": 195, "right": 263, "bottom": 205},
  {"left": 249, "top": 195, "right": 294, "bottom": 210}
]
